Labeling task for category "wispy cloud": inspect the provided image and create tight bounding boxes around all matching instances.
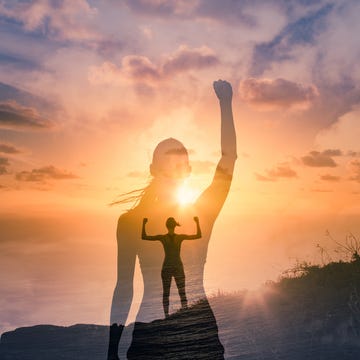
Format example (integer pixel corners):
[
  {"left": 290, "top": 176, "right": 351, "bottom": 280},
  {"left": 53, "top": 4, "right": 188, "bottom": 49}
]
[
  {"left": 239, "top": 78, "right": 318, "bottom": 110},
  {"left": 123, "top": 0, "right": 278, "bottom": 27},
  {"left": 301, "top": 149, "right": 341, "bottom": 168},
  {"left": 250, "top": 3, "right": 334, "bottom": 76},
  {"left": 127, "top": 170, "right": 148, "bottom": 178},
  {"left": 320, "top": 174, "right": 340, "bottom": 182},
  {"left": 191, "top": 160, "right": 216, "bottom": 175},
  {"left": 0, "top": 143, "right": 21, "bottom": 154},
  {"left": 123, "top": 0, "right": 197, "bottom": 17},
  {"left": 0, "top": 101, "right": 52, "bottom": 130},
  {"left": 88, "top": 45, "right": 219, "bottom": 86},
  {"left": 255, "top": 163, "right": 297, "bottom": 181},
  {"left": 16, "top": 165, "right": 78, "bottom": 182},
  {"left": 349, "top": 160, "right": 360, "bottom": 183},
  {"left": 0, "top": 0, "right": 99, "bottom": 43},
  {"left": 0, "top": 157, "right": 10, "bottom": 175}
]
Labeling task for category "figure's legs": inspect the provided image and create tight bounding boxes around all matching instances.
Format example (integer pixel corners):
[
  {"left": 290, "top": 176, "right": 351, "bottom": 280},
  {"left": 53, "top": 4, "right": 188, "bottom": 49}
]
[
  {"left": 174, "top": 264, "right": 187, "bottom": 309},
  {"left": 107, "top": 323, "right": 123, "bottom": 360},
  {"left": 161, "top": 265, "right": 172, "bottom": 318}
]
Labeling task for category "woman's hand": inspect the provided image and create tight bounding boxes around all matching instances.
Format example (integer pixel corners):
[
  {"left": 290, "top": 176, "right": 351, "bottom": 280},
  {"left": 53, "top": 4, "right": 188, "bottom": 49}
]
[{"left": 213, "top": 79, "right": 232, "bottom": 102}]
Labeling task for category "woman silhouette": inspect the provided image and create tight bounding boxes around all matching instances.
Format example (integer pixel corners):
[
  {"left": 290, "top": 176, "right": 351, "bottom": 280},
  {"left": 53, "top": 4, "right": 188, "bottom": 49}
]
[
  {"left": 142, "top": 216, "right": 202, "bottom": 318},
  {"left": 107, "top": 80, "right": 237, "bottom": 360}
]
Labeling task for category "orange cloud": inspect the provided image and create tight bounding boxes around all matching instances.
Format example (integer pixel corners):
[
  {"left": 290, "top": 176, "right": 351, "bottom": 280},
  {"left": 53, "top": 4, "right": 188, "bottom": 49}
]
[
  {"left": 0, "top": 143, "right": 21, "bottom": 154},
  {"left": 349, "top": 160, "right": 360, "bottom": 183},
  {"left": 320, "top": 174, "right": 340, "bottom": 182},
  {"left": 301, "top": 150, "right": 341, "bottom": 168},
  {"left": 239, "top": 78, "right": 319, "bottom": 110},
  {"left": 255, "top": 163, "right": 297, "bottom": 181},
  {"left": 16, "top": 165, "right": 78, "bottom": 182},
  {"left": 0, "top": 157, "right": 10, "bottom": 175},
  {"left": 191, "top": 160, "right": 216, "bottom": 175},
  {"left": 88, "top": 45, "right": 219, "bottom": 86}
]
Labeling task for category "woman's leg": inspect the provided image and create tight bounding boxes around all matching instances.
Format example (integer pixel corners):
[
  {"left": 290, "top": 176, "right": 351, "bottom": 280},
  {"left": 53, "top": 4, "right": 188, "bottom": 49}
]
[
  {"left": 161, "top": 266, "right": 172, "bottom": 318},
  {"left": 174, "top": 264, "right": 187, "bottom": 309}
]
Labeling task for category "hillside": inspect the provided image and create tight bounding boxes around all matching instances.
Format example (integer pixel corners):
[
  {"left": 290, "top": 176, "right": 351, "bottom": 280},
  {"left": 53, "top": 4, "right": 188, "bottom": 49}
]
[{"left": 1, "top": 259, "right": 360, "bottom": 359}]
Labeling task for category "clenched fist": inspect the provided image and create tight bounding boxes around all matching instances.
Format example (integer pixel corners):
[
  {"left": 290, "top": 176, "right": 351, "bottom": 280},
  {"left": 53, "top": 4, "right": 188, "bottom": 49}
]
[{"left": 213, "top": 79, "right": 232, "bottom": 102}]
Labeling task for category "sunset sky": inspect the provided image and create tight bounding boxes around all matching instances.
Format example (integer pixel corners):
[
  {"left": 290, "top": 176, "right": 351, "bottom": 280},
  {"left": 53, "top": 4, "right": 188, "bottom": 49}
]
[{"left": 1, "top": 0, "right": 360, "bottom": 334}]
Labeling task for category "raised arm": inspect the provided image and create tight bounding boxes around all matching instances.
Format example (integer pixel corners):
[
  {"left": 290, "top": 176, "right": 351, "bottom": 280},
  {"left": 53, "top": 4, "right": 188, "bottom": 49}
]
[
  {"left": 141, "top": 218, "right": 163, "bottom": 241},
  {"left": 196, "top": 80, "right": 237, "bottom": 220},
  {"left": 181, "top": 216, "right": 202, "bottom": 240}
]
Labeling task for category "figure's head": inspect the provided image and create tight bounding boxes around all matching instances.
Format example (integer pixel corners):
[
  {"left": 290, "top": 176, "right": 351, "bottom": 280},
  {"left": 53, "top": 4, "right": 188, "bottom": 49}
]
[
  {"left": 150, "top": 138, "right": 191, "bottom": 182},
  {"left": 166, "top": 217, "right": 180, "bottom": 230}
]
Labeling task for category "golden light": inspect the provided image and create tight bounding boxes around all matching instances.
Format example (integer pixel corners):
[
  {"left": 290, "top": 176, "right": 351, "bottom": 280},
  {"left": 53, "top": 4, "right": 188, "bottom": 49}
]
[{"left": 176, "top": 183, "right": 198, "bottom": 206}]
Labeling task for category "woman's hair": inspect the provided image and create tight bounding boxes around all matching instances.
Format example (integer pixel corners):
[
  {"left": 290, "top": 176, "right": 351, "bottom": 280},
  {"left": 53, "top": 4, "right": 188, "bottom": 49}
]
[{"left": 110, "top": 138, "right": 188, "bottom": 208}]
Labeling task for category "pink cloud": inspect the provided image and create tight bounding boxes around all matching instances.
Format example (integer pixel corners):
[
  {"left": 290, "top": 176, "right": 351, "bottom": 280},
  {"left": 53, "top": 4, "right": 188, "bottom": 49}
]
[{"left": 88, "top": 45, "right": 219, "bottom": 86}]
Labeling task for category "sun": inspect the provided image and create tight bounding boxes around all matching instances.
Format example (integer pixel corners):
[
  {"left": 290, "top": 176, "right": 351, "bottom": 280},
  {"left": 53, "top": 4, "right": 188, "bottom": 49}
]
[{"left": 176, "top": 183, "right": 198, "bottom": 206}]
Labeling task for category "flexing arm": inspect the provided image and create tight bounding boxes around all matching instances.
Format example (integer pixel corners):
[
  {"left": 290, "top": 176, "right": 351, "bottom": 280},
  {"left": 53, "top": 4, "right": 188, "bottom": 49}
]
[
  {"left": 181, "top": 216, "right": 202, "bottom": 240},
  {"left": 196, "top": 80, "right": 237, "bottom": 219},
  {"left": 141, "top": 218, "right": 163, "bottom": 241}
]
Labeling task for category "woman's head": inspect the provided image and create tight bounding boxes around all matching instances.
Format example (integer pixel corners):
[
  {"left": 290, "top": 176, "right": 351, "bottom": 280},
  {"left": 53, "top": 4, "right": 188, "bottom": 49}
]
[
  {"left": 150, "top": 138, "right": 191, "bottom": 181},
  {"left": 166, "top": 217, "right": 180, "bottom": 229}
]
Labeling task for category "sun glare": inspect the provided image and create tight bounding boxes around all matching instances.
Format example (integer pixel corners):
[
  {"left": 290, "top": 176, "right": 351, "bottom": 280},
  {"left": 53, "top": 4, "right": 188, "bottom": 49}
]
[{"left": 177, "top": 184, "right": 198, "bottom": 206}]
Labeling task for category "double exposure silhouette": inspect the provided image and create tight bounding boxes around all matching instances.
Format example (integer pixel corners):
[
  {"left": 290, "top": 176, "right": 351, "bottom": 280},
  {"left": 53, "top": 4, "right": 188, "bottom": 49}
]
[
  {"left": 142, "top": 216, "right": 202, "bottom": 318},
  {"left": 107, "top": 80, "right": 237, "bottom": 360}
]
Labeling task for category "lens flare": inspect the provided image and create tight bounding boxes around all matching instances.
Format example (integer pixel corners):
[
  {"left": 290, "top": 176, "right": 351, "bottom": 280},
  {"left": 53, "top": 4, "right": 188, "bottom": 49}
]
[{"left": 176, "top": 183, "right": 198, "bottom": 206}]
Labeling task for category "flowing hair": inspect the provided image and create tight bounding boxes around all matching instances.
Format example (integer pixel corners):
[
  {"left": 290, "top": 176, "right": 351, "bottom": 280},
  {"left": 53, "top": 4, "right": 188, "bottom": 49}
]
[{"left": 109, "top": 138, "right": 189, "bottom": 209}]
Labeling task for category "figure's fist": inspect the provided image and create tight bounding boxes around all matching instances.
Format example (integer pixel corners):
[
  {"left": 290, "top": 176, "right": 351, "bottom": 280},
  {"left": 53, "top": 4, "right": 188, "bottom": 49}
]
[
  {"left": 213, "top": 80, "right": 232, "bottom": 101},
  {"left": 143, "top": 218, "right": 148, "bottom": 224},
  {"left": 193, "top": 216, "right": 199, "bottom": 222}
]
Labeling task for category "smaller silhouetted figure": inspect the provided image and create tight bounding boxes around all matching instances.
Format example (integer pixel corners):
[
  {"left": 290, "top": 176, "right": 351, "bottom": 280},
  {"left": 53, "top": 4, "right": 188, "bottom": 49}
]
[{"left": 142, "top": 216, "right": 202, "bottom": 318}]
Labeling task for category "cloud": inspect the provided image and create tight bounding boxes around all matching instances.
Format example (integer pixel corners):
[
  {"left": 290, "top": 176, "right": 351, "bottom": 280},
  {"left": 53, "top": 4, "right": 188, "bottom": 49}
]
[
  {"left": 250, "top": 3, "right": 334, "bottom": 76},
  {"left": 15, "top": 165, "right": 78, "bottom": 182},
  {"left": 0, "top": 157, "right": 10, "bottom": 175},
  {"left": 0, "top": 0, "right": 100, "bottom": 43},
  {"left": 255, "top": 163, "right": 297, "bottom": 181},
  {"left": 88, "top": 45, "right": 219, "bottom": 86},
  {"left": 123, "top": 0, "right": 196, "bottom": 17},
  {"left": 0, "top": 82, "right": 56, "bottom": 131},
  {"left": 162, "top": 46, "right": 219, "bottom": 75},
  {"left": 321, "top": 149, "right": 342, "bottom": 157},
  {"left": 123, "top": 0, "right": 282, "bottom": 28},
  {"left": 349, "top": 160, "right": 360, "bottom": 183},
  {"left": 248, "top": 2, "right": 360, "bottom": 129},
  {"left": 191, "top": 160, "right": 216, "bottom": 175},
  {"left": 316, "top": 108, "right": 360, "bottom": 152},
  {"left": 320, "top": 174, "right": 340, "bottom": 182},
  {"left": 0, "top": 143, "right": 21, "bottom": 154},
  {"left": 0, "top": 101, "right": 53, "bottom": 130},
  {"left": 301, "top": 150, "right": 340, "bottom": 167},
  {"left": 239, "top": 78, "right": 318, "bottom": 110},
  {"left": 127, "top": 170, "right": 148, "bottom": 178}
]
